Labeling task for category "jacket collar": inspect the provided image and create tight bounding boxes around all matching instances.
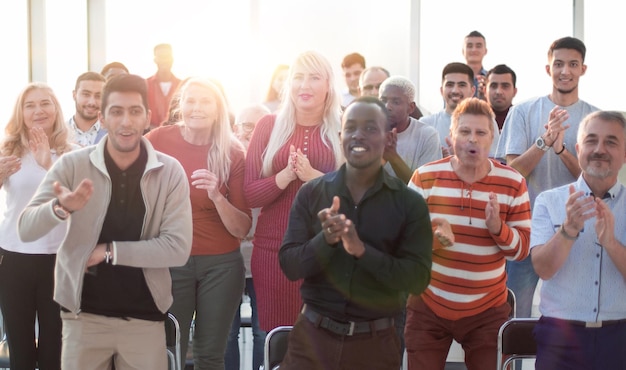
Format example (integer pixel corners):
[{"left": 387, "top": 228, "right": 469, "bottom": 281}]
[{"left": 89, "top": 136, "right": 163, "bottom": 176}]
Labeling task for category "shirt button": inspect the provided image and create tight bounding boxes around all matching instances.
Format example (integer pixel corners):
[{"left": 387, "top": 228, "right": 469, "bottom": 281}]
[
  {"left": 597, "top": 253, "right": 600, "bottom": 258},
  {"left": 120, "top": 184, "right": 126, "bottom": 188},
  {"left": 593, "top": 308, "right": 597, "bottom": 312},
  {"left": 595, "top": 281, "right": 599, "bottom": 285}
]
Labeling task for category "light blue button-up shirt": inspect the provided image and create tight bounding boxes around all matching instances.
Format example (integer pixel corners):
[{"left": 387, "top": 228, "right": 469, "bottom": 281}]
[{"left": 531, "top": 176, "right": 626, "bottom": 322}]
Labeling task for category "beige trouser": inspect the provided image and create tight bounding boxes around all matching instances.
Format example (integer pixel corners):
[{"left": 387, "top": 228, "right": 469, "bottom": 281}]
[{"left": 61, "top": 311, "right": 167, "bottom": 370}]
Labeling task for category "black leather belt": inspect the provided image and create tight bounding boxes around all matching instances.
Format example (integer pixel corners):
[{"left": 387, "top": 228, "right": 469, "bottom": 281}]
[
  {"left": 301, "top": 305, "right": 394, "bottom": 336},
  {"left": 547, "top": 316, "right": 626, "bottom": 328}
]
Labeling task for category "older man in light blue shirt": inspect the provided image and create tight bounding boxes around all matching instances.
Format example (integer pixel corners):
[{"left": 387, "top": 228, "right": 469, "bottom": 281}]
[{"left": 530, "top": 111, "right": 626, "bottom": 370}]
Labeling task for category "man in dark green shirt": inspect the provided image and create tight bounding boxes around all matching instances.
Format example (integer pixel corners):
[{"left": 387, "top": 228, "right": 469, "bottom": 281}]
[{"left": 279, "top": 96, "right": 433, "bottom": 369}]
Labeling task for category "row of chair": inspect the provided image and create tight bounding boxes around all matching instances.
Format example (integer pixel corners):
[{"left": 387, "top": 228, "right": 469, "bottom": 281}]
[
  {"left": 260, "top": 318, "right": 538, "bottom": 370},
  {"left": 0, "top": 293, "right": 536, "bottom": 370},
  {"left": 260, "top": 290, "right": 538, "bottom": 370}
]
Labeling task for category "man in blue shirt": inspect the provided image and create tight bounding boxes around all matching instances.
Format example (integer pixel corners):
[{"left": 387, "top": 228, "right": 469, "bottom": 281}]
[{"left": 530, "top": 111, "right": 626, "bottom": 369}]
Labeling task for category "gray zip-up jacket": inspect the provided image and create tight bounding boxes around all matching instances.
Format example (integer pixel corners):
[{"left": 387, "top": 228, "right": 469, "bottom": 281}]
[{"left": 18, "top": 137, "right": 193, "bottom": 314}]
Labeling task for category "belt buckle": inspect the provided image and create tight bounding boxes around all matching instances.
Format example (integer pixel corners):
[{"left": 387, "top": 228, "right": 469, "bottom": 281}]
[
  {"left": 347, "top": 321, "right": 356, "bottom": 336},
  {"left": 585, "top": 321, "right": 602, "bottom": 328}
]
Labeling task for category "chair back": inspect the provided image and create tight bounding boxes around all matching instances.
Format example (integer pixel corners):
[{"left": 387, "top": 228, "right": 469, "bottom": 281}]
[
  {"left": 507, "top": 288, "right": 516, "bottom": 318},
  {"left": 263, "top": 326, "right": 292, "bottom": 370},
  {"left": 496, "top": 318, "right": 538, "bottom": 370},
  {"left": 165, "top": 312, "right": 182, "bottom": 370}
]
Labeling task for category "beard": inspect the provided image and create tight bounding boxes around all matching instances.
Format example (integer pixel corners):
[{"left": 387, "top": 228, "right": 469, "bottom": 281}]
[
  {"left": 585, "top": 165, "right": 613, "bottom": 179},
  {"left": 76, "top": 106, "right": 99, "bottom": 121},
  {"left": 556, "top": 84, "right": 577, "bottom": 95},
  {"left": 584, "top": 156, "right": 613, "bottom": 179}
]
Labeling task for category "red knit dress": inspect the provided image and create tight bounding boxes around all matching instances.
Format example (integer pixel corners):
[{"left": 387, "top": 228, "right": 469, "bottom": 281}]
[{"left": 244, "top": 115, "right": 337, "bottom": 331}]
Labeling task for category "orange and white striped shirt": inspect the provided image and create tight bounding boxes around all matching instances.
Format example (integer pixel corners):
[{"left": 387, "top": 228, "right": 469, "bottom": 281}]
[{"left": 407, "top": 157, "right": 531, "bottom": 320}]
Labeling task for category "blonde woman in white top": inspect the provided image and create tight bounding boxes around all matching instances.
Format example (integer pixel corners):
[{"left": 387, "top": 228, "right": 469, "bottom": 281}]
[{"left": 0, "top": 83, "right": 73, "bottom": 370}]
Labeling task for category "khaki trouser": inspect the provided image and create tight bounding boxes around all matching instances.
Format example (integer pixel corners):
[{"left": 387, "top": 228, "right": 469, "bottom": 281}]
[{"left": 61, "top": 311, "right": 167, "bottom": 370}]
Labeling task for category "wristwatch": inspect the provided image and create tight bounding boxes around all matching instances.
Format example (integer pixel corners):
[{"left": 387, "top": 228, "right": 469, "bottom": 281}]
[
  {"left": 52, "top": 199, "right": 72, "bottom": 220},
  {"left": 535, "top": 136, "right": 550, "bottom": 151}
]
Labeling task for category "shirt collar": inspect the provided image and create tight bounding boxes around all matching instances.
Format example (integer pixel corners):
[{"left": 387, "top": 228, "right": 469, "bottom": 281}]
[
  {"left": 576, "top": 175, "right": 622, "bottom": 200},
  {"left": 69, "top": 116, "right": 101, "bottom": 134},
  {"left": 323, "top": 164, "right": 402, "bottom": 196}
]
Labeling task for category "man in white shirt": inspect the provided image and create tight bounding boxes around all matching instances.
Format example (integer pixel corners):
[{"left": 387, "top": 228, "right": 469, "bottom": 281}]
[
  {"left": 341, "top": 52, "right": 365, "bottom": 107},
  {"left": 68, "top": 72, "right": 107, "bottom": 146}
]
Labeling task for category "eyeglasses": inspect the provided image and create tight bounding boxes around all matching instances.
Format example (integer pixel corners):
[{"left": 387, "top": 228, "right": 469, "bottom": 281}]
[{"left": 237, "top": 122, "right": 256, "bottom": 132}]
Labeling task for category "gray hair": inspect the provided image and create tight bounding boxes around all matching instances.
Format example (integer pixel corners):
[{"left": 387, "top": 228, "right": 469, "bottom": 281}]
[
  {"left": 379, "top": 75, "right": 416, "bottom": 102},
  {"left": 577, "top": 111, "right": 626, "bottom": 145}
]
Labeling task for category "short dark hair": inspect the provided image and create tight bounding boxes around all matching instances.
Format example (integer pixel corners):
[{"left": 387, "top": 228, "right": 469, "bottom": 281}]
[
  {"left": 341, "top": 53, "right": 366, "bottom": 69},
  {"left": 466, "top": 30, "right": 486, "bottom": 40},
  {"left": 486, "top": 64, "right": 517, "bottom": 87},
  {"left": 101, "top": 74, "right": 149, "bottom": 114},
  {"left": 442, "top": 62, "right": 474, "bottom": 82},
  {"left": 345, "top": 96, "right": 391, "bottom": 130},
  {"left": 548, "top": 37, "right": 586, "bottom": 62},
  {"left": 74, "top": 71, "right": 105, "bottom": 91},
  {"left": 100, "top": 62, "right": 129, "bottom": 76}
]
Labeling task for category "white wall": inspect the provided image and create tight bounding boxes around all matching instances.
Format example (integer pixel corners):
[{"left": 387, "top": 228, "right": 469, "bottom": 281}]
[{"left": 0, "top": 0, "right": 624, "bottom": 137}]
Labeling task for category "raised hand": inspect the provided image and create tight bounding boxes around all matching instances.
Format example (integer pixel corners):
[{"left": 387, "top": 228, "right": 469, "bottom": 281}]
[
  {"left": 318, "top": 196, "right": 343, "bottom": 245},
  {"left": 543, "top": 106, "right": 570, "bottom": 147},
  {"left": 595, "top": 198, "right": 616, "bottom": 248},
  {"left": 190, "top": 169, "right": 221, "bottom": 200},
  {"left": 432, "top": 217, "right": 454, "bottom": 249},
  {"left": 383, "top": 128, "right": 398, "bottom": 161},
  {"left": 53, "top": 179, "right": 94, "bottom": 213},
  {"left": 29, "top": 127, "right": 52, "bottom": 169},
  {"left": 293, "top": 148, "right": 323, "bottom": 182},
  {"left": 563, "top": 184, "right": 596, "bottom": 236},
  {"left": 0, "top": 155, "right": 21, "bottom": 183},
  {"left": 443, "top": 136, "right": 454, "bottom": 157},
  {"left": 485, "top": 192, "right": 502, "bottom": 235}
]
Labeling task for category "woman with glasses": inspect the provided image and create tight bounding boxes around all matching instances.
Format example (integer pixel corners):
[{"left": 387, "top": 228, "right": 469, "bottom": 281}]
[
  {"left": 146, "top": 78, "right": 251, "bottom": 369},
  {"left": 244, "top": 51, "right": 343, "bottom": 332}
]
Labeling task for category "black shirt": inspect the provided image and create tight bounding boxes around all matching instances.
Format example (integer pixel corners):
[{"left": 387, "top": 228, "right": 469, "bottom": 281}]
[
  {"left": 81, "top": 143, "right": 163, "bottom": 321},
  {"left": 279, "top": 165, "right": 433, "bottom": 322}
]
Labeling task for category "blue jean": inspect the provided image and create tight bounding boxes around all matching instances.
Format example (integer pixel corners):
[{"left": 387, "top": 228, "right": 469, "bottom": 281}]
[
  {"left": 224, "top": 277, "right": 266, "bottom": 370},
  {"left": 506, "top": 258, "right": 538, "bottom": 318}
]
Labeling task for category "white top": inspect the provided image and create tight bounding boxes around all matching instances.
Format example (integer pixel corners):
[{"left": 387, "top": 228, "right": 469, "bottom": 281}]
[
  {"left": 68, "top": 116, "right": 101, "bottom": 147},
  {"left": 531, "top": 177, "right": 626, "bottom": 321},
  {"left": 384, "top": 117, "right": 442, "bottom": 178},
  {"left": 0, "top": 152, "right": 67, "bottom": 254},
  {"left": 341, "top": 90, "right": 357, "bottom": 107},
  {"left": 495, "top": 95, "right": 599, "bottom": 206}
]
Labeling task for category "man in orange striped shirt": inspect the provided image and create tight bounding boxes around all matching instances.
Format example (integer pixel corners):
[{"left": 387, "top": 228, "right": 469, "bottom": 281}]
[{"left": 405, "top": 98, "right": 531, "bottom": 370}]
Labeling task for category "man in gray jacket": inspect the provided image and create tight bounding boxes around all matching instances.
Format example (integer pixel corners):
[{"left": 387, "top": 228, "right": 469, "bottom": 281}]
[{"left": 18, "top": 74, "right": 192, "bottom": 370}]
